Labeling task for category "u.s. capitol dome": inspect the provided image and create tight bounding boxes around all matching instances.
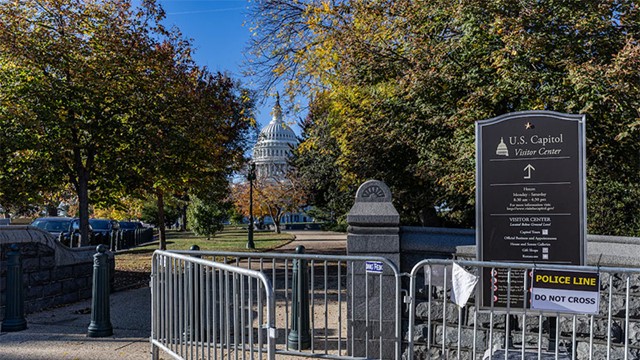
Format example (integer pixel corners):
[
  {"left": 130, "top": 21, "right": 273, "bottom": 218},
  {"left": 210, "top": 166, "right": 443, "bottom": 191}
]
[{"left": 253, "top": 95, "right": 297, "bottom": 179}]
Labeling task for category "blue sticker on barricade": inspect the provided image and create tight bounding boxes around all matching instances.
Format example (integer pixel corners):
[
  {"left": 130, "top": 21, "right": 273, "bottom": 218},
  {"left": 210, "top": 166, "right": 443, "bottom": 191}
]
[{"left": 365, "top": 261, "right": 383, "bottom": 274}]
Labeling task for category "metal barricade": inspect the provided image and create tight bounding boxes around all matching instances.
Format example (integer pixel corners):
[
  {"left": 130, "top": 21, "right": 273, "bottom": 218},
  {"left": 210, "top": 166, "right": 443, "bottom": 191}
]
[
  {"left": 169, "top": 250, "right": 403, "bottom": 360},
  {"left": 151, "top": 250, "right": 277, "bottom": 360},
  {"left": 407, "top": 259, "right": 640, "bottom": 360}
]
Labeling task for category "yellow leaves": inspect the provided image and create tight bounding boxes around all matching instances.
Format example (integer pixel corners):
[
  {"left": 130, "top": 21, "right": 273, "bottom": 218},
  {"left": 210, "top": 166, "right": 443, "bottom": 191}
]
[{"left": 322, "top": 1, "right": 331, "bottom": 13}]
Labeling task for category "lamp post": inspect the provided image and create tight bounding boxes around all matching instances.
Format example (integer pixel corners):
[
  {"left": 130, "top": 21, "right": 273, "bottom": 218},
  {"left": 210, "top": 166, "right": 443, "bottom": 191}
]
[{"left": 247, "top": 162, "right": 256, "bottom": 249}]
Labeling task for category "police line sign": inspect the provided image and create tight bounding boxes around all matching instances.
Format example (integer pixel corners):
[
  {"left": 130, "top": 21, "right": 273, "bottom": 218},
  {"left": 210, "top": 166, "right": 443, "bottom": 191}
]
[{"left": 531, "top": 269, "right": 599, "bottom": 314}]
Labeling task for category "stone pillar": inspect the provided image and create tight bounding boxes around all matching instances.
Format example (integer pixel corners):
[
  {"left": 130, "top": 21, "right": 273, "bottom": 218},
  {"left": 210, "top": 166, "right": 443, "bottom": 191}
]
[{"left": 347, "top": 180, "right": 400, "bottom": 359}]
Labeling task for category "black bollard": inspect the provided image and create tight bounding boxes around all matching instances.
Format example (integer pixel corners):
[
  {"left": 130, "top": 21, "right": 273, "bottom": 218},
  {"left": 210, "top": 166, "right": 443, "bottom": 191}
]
[
  {"left": 287, "top": 245, "right": 311, "bottom": 350},
  {"left": 2, "top": 244, "right": 27, "bottom": 332},
  {"left": 123, "top": 230, "right": 131, "bottom": 249},
  {"left": 116, "top": 230, "right": 122, "bottom": 251},
  {"left": 110, "top": 231, "right": 115, "bottom": 250},
  {"left": 87, "top": 244, "right": 113, "bottom": 337}
]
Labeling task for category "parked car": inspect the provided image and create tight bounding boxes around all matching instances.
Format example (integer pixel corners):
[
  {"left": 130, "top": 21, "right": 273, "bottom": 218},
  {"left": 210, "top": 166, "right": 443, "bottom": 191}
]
[
  {"left": 89, "top": 218, "right": 119, "bottom": 245},
  {"left": 30, "top": 217, "right": 80, "bottom": 246},
  {"left": 118, "top": 221, "right": 144, "bottom": 233}
]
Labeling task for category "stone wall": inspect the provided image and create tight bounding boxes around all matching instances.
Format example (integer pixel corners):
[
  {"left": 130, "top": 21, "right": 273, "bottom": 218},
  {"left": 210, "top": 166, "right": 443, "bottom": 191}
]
[
  {"left": 400, "top": 226, "right": 475, "bottom": 273},
  {"left": 0, "top": 226, "right": 113, "bottom": 318}
]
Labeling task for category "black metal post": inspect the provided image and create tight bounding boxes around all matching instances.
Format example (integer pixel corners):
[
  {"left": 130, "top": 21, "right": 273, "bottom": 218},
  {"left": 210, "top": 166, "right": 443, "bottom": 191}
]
[
  {"left": 109, "top": 230, "right": 115, "bottom": 251},
  {"left": 87, "top": 244, "right": 113, "bottom": 337},
  {"left": 288, "top": 245, "right": 311, "bottom": 350},
  {"left": 247, "top": 162, "right": 256, "bottom": 249},
  {"left": 506, "top": 314, "right": 518, "bottom": 348},
  {"left": 547, "top": 316, "right": 557, "bottom": 351},
  {"left": 2, "top": 244, "right": 27, "bottom": 332}
]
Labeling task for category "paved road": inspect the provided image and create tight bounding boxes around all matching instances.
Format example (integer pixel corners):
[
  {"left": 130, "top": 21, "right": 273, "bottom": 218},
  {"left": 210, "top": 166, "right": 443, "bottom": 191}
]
[
  {"left": 275, "top": 230, "right": 346, "bottom": 255},
  {"left": 0, "top": 230, "right": 346, "bottom": 360}
]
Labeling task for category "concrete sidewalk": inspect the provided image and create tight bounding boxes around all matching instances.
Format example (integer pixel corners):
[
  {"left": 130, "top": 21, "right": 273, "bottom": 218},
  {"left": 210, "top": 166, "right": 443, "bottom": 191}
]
[
  {"left": 0, "top": 287, "right": 155, "bottom": 360},
  {"left": 0, "top": 230, "right": 346, "bottom": 360}
]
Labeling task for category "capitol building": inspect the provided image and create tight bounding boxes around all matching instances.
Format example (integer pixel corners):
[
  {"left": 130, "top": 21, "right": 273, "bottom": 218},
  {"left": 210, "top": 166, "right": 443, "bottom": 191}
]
[
  {"left": 253, "top": 95, "right": 298, "bottom": 179},
  {"left": 251, "top": 96, "right": 310, "bottom": 224}
]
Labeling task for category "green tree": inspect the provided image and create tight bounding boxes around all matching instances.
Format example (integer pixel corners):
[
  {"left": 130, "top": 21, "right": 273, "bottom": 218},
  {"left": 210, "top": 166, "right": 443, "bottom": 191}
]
[
  {"left": 0, "top": 0, "right": 255, "bottom": 249},
  {"left": 0, "top": 0, "right": 173, "bottom": 242},
  {"left": 249, "top": 0, "right": 640, "bottom": 234},
  {"left": 140, "top": 197, "right": 181, "bottom": 229},
  {"left": 187, "top": 196, "right": 229, "bottom": 239},
  {"left": 292, "top": 93, "right": 354, "bottom": 224},
  {"left": 131, "top": 67, "right": 254, "bottom": 249}
]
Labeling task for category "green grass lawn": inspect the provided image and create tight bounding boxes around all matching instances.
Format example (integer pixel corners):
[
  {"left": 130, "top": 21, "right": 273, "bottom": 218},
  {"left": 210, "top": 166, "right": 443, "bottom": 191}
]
[{"left": 113, "top": 227, "right": 294, "bottom": 289}]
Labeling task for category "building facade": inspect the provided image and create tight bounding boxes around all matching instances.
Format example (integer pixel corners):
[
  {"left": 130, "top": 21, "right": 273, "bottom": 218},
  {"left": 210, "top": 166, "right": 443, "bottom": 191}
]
[{"left": 252, "top": 95, "right": 298, "bottom": 179}]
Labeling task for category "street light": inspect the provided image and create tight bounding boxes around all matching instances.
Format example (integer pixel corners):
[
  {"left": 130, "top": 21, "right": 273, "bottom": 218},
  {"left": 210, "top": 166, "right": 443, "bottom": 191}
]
[{"left": 247, "top": 162, "right": 256, "bottom": 249}]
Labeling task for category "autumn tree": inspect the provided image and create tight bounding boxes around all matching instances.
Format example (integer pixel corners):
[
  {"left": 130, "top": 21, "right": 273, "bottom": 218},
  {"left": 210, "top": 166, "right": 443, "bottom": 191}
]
[
  {"left": 231, "top": 181, "right": 270, "bottom": 227},
  {"left": 0, "top": 0, "right": 254, "bottom": 249},
  {"left": 231, "top": 170, "right": 306, "bottom": 234},
  {"left": 0, "top": 0, "right": 173, "bottom": 243},
  {"left": 254, "top": 176, "right": 306, "bottom": 234},
  {"left": 249, "top": 0, "right": 640, "bottom": 234},
  {"left": 130, "top": 65, "right": 254, "bottom": 249},
  {"left": 291, "top": 93, "right": 354, "bottom": 224}
]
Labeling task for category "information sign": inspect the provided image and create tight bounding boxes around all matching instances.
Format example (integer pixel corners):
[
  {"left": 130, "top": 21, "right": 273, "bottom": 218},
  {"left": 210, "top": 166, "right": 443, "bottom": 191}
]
[
  {"left": 476, "top": 111, "right": 586, "bottom": 309},
  {"left": 531, "top": 269, "right": 599, "bottom": 314}
]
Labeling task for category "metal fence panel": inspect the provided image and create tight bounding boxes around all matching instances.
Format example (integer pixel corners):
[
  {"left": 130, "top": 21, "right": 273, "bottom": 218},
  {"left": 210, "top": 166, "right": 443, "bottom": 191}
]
[
  {"left": 151, "top": 250, "right": 276, "bottom": 360},
  {"left": 166, "top": 250, "right": 403, "bottom": 360},
  {"left": 407, "top": 259, "right": 640, "bottom": 360}
]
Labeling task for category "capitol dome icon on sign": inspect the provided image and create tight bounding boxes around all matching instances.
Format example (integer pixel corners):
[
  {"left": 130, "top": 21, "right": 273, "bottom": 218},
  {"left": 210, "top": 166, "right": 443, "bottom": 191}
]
[{"left": 496, "top": 137, "right": 509, "bottom": 156}]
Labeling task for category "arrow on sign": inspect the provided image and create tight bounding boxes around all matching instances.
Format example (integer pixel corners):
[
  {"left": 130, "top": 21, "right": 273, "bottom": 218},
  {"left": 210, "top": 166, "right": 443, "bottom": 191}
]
[{"left": 524, "top": 164, "right": 535, "bottom": 179}]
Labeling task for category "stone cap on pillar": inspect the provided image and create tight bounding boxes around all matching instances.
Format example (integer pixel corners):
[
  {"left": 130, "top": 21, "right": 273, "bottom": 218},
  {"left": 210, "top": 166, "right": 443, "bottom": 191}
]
[{"left": 347, "top": 180, "right": 400, "bottom": 227}]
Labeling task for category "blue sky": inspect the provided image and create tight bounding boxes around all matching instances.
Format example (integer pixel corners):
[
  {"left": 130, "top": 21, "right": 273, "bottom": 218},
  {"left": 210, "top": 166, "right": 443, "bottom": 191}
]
[{"left": 157, "top": 0, "right": 298, "bottom": 132}]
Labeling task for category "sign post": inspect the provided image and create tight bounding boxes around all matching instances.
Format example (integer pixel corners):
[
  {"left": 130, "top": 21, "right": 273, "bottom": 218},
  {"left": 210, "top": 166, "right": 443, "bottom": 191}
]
[{"left": 476, "top": 111, "right": 586, "bottom": 309}]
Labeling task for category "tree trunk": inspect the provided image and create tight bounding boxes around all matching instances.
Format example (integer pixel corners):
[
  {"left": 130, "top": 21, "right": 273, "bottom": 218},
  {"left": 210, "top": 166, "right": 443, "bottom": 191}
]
[
  {"left": 180, "top": 204, "right": 187, "bottom": 232},
  {"left": 419, "top": 206, "right": 440, "bottom": 227},
  {"left": 274, "top": 211, "right": 283, "bottom": 234},
  {"left": 71, "top": 129, "right": 94, "bottom": 246},
  {"left": 267, "top": 206, "right": 282, "bottom": 234},
  {"left": 157, "top": 190, "right": 166, "bottom": 250},
  {"left": 77, "top": 167, "right": 91, "bottom": 246},
  {"left": 46, "top": 205, "right": 57, "bottom": 216}
]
